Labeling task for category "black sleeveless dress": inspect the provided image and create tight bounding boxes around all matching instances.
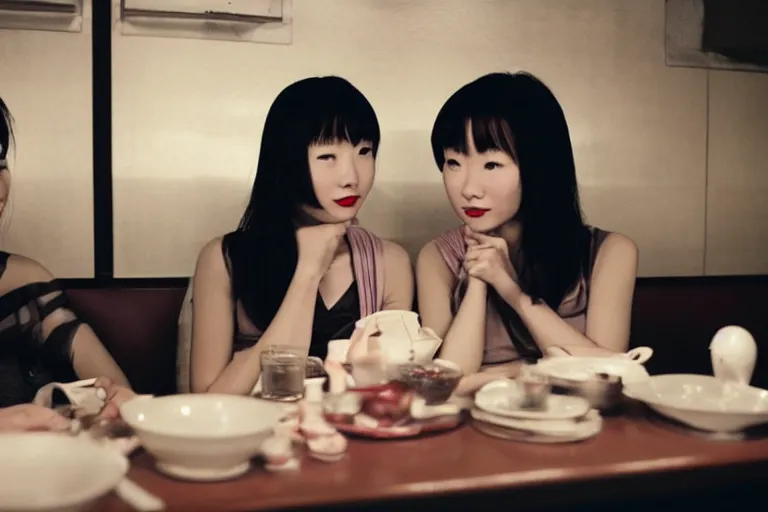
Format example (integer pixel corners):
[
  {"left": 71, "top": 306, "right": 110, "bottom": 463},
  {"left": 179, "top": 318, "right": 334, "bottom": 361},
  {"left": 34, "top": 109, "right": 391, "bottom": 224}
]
[
  {"left": 0, "top": 251, "right": 80, "bottom": 407},
  {"left": 227, "top": 240, "right": 363, "bottom": 361}
]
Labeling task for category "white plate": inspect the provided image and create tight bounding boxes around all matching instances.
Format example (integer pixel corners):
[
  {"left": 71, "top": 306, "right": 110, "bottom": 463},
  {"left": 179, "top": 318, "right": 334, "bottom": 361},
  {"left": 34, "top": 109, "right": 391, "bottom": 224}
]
[
  {"left": 536, "top": 357, "right": 650, "bottom": 384},
  {"left": 472, "top": 410, "right": 602, "bottom": 444},
  {"left": 474, "top": 379, "right": 591, "bottom": 420},
  {"left": 470, "top": 407, "right": 601, "bottom": 436},
  {"left": 0, "top": 433, "right": 128, "bottom": 512},
  {"left": 623, "top": 374, "right": 768, "bottom": 432}
]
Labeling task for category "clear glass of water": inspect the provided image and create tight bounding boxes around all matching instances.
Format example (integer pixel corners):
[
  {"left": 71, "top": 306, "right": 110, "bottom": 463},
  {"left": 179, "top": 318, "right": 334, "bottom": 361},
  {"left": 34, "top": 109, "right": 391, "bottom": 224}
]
[
  {"left": 260, "top": 346, "right": 306, "bottom": 401},
  {"left": 516, "top": 364, "right": 551, "bottom": 411}
]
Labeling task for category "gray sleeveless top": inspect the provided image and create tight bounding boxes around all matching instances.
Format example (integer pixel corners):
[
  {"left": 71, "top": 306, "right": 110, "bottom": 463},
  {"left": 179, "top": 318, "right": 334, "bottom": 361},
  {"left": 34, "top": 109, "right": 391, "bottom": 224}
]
[{"left": 433, "top": 226, "right": 610, "bottom": 365}]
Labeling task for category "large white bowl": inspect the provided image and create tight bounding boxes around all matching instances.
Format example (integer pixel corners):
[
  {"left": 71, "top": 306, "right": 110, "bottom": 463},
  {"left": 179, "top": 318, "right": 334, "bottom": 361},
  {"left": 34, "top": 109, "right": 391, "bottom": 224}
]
[
  {"left": 0, "top": 433, "right": 128, "bottom": 512},
  {"left": 120, "top": 394, "right": 285, "bottom": 481},
  {"left": 623, "top": 374, "right": 768, "bottom": 432}
]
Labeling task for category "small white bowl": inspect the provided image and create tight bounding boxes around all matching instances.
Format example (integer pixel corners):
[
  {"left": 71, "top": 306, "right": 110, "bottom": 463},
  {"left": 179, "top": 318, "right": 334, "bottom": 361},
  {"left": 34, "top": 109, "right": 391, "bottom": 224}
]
[
  {"left": 120, "top": 394, "right": 285, "bottom": 481},
  {"left": 0, "top": 433, "right": 128, "bottom": 512}
]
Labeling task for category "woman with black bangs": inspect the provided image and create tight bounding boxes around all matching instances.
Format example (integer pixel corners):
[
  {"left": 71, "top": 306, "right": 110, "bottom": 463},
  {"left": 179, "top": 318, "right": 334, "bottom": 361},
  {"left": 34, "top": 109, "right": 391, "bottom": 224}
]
[
  {"left": 416, "top": 72, "right": 638, "bottom": 390},
  {"left": 186, "top": 76, "right": 414, "bottom": 396}
]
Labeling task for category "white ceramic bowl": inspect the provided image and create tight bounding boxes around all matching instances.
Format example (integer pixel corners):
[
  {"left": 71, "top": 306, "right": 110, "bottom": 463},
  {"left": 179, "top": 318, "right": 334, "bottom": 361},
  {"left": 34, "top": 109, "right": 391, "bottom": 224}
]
[
  {"left": 623, "top": 374, "right": 768, "bottom": 432},
  {"left": 536, "top": 356, "right": 651, "bottom": 385},
  {"left": 0, "top": 433, "right": 127, "bottom": 512},
  {"left": 120, "top": 394, "right": 285, "bottom": 481}
]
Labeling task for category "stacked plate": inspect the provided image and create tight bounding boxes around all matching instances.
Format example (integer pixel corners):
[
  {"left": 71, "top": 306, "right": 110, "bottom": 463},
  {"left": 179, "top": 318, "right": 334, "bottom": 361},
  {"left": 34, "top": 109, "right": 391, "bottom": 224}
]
[{"left": 471, "top": 379, "right": 602, "bottom": 443}]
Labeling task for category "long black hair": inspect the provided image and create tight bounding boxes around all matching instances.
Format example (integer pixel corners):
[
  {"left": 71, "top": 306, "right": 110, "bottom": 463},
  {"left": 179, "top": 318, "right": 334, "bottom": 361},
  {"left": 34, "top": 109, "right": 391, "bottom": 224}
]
[
  {"left": 0, "top": 97, "right": 13, "bottom": 165},
  {"left": 224, "top": 76, "right": 380, "bottom": 331},
  {"left": 431, "top": 71, "right": 590, "bottom": 311}
]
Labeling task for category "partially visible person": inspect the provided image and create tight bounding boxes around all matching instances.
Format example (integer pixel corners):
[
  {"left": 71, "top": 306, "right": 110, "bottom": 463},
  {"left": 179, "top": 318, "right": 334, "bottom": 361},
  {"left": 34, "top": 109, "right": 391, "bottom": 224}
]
[{"left": 0, "top": 97, "right": 134, "bottom": 414}]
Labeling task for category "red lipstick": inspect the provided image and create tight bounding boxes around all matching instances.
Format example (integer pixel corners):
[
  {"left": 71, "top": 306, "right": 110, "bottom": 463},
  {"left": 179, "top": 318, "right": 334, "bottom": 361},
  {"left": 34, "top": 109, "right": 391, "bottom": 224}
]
[
  {"left": 463, "top": 207, "right": 489, "bottom": 218},
  {"left": 335, "top": 195, "right": 360, "bottom": 208}
]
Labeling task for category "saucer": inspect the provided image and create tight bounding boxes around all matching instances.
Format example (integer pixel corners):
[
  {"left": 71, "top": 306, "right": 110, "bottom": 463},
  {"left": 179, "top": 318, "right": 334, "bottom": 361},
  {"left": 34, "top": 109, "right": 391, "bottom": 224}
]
[
  {"left": 474, "top": 379, "right": 591, "bottom": 420},
  {"left": 470, "top": 407, "right": 599, "bottom": 436},
  {"left": 472, "top": 411, "right": 602, "bottom": 444}
]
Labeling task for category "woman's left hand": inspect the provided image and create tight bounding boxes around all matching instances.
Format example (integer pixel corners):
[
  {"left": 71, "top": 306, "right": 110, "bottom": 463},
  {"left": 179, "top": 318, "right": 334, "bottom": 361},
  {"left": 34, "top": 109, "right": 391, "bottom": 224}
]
[
  {"left": 93, "top": 377, "right": 136, "bottom": 420},
  {"left": 463, "top": 231, "right": 522, "bottom": 302}
]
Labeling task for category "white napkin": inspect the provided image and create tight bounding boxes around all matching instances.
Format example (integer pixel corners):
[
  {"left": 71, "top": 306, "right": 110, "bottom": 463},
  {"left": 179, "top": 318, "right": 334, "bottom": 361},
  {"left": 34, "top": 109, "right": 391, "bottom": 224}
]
[
  {"left": 33, "top": 379, "right": 150, "bottom": 457},
  {"left": 33, "top": 378, "right": 106, "bottom": 416}
]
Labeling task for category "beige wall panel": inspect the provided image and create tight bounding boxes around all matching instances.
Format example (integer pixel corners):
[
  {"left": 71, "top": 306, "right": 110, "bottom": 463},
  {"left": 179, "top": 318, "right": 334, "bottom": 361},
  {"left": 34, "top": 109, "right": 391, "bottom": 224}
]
[
  {"left": 705, "top": 71, "right": 768, "bottom": 275},
  {"left": 0, "top": 2, "right": 94, "bottom": 277},
  {"left": 112, "top": 0, "right": 707, "bottom": 277}
]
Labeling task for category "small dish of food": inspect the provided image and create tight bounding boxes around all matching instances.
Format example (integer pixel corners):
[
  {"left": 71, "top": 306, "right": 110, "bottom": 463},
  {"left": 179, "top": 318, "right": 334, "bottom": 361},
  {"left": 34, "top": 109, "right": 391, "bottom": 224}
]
[{"left": 389, "top": 359, "right": 463, "bottom": 405}]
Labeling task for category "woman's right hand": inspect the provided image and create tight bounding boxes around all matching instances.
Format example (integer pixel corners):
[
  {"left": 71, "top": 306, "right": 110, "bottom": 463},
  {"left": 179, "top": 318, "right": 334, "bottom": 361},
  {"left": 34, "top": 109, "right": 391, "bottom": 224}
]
[
  {"left": 93, "top": 376, "right": 137, "bottom": 421},
  {"left": 463, "top": 225, "right": 487, "bottom": 288},
  {"left": 0, "top": 403, "right": 70, "bottom": 432},
  {"left": 296, "top": 220, "right": 352, "bottom": 277}
]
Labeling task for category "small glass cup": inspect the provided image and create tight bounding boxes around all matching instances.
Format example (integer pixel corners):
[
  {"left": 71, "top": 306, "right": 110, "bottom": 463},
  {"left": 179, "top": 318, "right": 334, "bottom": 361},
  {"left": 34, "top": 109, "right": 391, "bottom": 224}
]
[
  {"left": 516, "top": 364, "right": 551, "bottom": 411},
  {"left": 260, "top": 346, "right": 306, "bottom": 402}
]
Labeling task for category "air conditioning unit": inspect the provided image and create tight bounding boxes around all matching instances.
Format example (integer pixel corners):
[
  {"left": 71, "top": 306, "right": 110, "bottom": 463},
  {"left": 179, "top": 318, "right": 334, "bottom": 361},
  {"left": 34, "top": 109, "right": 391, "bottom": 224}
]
[
  {"left": 116, "top": 0, "right": 292, "bottom": 45},
  {"left": 0, "top": 0, "right": 83, "bottom": 33}
]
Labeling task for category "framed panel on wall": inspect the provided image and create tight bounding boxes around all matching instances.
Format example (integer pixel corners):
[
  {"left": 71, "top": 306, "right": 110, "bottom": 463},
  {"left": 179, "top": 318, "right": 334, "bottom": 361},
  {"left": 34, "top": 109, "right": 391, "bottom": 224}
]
[{"left": 0, "top": 0, "right": 94, "bottom": 277}]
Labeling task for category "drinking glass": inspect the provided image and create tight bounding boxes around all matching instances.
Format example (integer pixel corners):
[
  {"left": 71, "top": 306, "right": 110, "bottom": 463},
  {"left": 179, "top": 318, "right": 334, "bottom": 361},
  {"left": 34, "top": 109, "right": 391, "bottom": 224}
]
[{"left": 260, "top": 346, "right": 306, "bottom": 401}]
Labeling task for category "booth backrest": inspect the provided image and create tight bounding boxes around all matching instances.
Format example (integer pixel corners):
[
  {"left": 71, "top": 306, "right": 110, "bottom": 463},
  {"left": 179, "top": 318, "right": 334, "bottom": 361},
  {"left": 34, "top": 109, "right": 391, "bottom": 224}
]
[{"left": 64, "top": 277, "right": 768, "bottom": 395}]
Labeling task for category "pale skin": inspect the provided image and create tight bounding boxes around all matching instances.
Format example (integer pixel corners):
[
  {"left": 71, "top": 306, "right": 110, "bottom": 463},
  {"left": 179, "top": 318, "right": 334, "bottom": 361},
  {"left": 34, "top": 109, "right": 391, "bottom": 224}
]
[
  {"left": 191, "top": 141, "right": 414, "bottom": 395},
  {"left": 0, "top": 403, "right": 69, "bottom": 432},
  {"left": 417, "top": 129, "right": 638, "bottom": 391}
]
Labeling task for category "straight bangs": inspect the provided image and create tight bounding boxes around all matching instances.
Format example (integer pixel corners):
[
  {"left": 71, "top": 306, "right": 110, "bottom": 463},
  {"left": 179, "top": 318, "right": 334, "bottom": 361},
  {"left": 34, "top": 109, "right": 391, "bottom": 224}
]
[
  {"left": 444, "top": 116, "right": 517, "bottom": 164},
  {"left": 305, "top": 80, "right": 380, "bottom": 154},
  {"left": 431, "top": 78, "right": 517, "bottom": 169}
]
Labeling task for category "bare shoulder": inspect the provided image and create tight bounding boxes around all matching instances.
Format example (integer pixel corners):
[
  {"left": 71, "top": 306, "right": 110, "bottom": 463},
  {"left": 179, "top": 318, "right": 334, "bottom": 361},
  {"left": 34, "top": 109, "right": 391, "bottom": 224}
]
[
  {"left": 416, "top": 240, "right": 448, "bottom": 273},
  {"left": 195, "top": 236, "right": 227, "bottom": 276},
  {"left": 592, "top": 231, "right": 639, "bottom": 281},
  {"left": 380, "top": 238, "right": 412, "bottom": 270},
  {"left": 597, "top": 232, "right": 639, "bottom": 263},
  {"left": 6, "top": 254, "right": 55, "bottom": 282},
  {"left": 0, "top": 254, "right": 56, "bottom": 295}
]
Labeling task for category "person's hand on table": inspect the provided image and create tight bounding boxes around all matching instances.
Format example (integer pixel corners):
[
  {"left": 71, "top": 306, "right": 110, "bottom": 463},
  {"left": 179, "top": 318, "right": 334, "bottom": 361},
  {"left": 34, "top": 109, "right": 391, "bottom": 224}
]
[
  {"left": 453, "top": 361, "right": 525, "bottom": 397},
  {"left": 93, "top": 376, "right": 137, "bottom": 420},
  {"left": 0, "top": 403, "right": 70, "bottom": 432}
]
